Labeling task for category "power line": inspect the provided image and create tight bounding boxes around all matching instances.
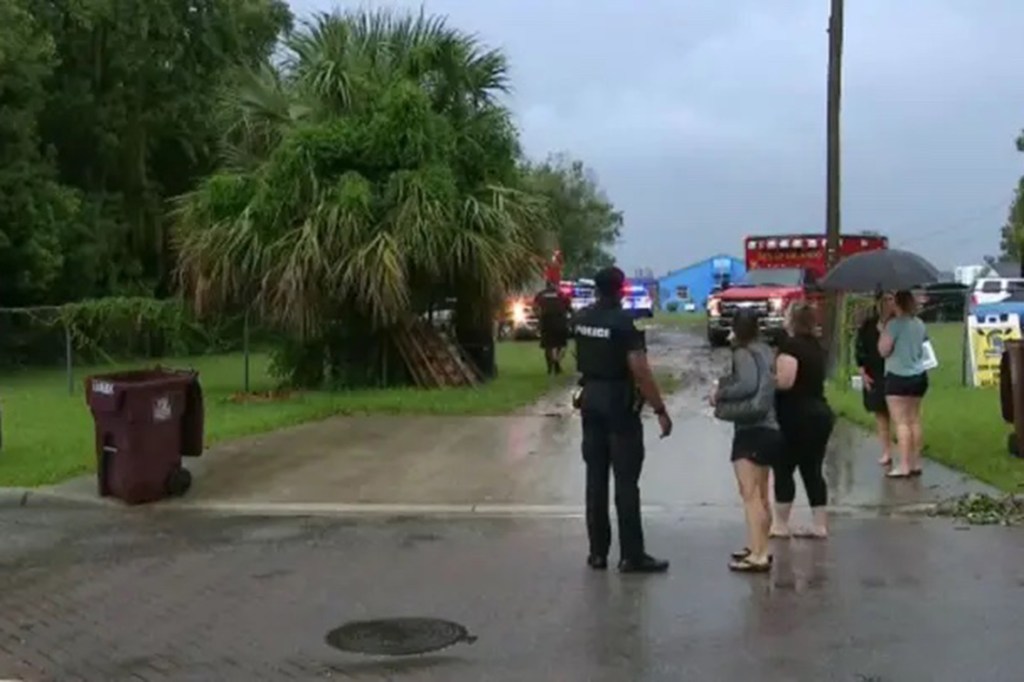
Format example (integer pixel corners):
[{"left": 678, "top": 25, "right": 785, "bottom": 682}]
[{"left": 889, "top": 197, "right": 1010, "bottom": 249}]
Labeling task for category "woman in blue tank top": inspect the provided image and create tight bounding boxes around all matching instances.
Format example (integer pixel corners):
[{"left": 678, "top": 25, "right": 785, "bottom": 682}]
[{"left": 877, "top": 290, "right": 929, "bottom": 478}]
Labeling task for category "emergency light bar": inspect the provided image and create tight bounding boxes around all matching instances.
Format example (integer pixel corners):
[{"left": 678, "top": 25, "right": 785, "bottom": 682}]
[{"left": 745, "top": 235, "right": 884, "bottom": 250}]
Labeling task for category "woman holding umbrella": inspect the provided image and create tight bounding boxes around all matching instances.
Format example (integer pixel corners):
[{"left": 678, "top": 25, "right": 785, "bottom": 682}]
[
  {"left": 877, "top": 290, "right": 929, "bottom": 477},
  {"left": 820, "top": 247, "right": 939, "bottom": 478}
]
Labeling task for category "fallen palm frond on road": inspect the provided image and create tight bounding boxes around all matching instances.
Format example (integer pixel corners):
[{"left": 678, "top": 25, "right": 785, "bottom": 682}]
[{"left": 931, "top": 492, "right": 1024, "bottom": 526}]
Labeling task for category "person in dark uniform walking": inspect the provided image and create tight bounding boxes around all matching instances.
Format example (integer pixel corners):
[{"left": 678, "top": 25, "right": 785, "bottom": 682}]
[
  {"left": 573, "top": 266, "right": 673, "bottom": 573},
  {"left": 535, "top": 280, "right": 572, "bottom": 374}
]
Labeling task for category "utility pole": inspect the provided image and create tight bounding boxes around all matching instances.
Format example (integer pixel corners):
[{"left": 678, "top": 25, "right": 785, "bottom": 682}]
[{"left": 824, "top": 0, "right": 845, "bottom": 367}]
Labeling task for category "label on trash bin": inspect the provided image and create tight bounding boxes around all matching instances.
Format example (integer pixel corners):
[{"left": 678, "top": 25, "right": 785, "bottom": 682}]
[
  {"left": 153, "top": 396, "right": 172, "bottom": 422},
  {"left": 92, "top": 380, "right": 115, "bottom": 395}
]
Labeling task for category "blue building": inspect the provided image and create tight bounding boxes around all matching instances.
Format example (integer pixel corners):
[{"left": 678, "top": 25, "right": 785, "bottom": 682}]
[{"left": 657, "top": 255, "right": 746, "bottom": 310}]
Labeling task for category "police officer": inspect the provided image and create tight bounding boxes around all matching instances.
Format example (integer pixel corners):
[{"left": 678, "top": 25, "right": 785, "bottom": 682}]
[
  {"left": 534, "top": 279, "right": 572, "bottom": 374},
  {"left": 573, "top": 266, "right": 673, "bottom": 573}
]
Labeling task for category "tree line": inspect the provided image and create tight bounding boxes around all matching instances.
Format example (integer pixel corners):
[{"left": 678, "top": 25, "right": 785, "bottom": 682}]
[
  {"left": 1000, "top": 131, "right": 1024, "bottom": 268},
  {"left": 0, "top": 1, "right": 621, "bottom": 310}
]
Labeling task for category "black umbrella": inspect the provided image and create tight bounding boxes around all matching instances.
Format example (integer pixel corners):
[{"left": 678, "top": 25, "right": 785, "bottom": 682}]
[{"left": 820, "top": 248, "right": 941, "bottom": 292}]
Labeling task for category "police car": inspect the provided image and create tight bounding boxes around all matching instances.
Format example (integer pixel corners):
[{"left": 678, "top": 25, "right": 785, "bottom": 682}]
[{"left": 622, "top": 284, "right": 654, "bottom": 318}]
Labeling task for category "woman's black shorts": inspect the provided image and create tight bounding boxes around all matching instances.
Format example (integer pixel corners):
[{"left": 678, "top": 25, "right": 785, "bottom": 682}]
[
  {"left": 862, "top": 372, "right": 888, "bottom": 414},
  {"left": 884, "top": 372, "right": 929, "bottom": 398},
  {"left": 731, "top": 427, "right": 782, "bottom": 467}
]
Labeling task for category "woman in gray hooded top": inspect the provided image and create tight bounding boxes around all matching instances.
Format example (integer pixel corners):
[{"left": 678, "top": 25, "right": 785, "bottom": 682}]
[{"left": 711, "top": 309, "right": 782, "bottom": 573}]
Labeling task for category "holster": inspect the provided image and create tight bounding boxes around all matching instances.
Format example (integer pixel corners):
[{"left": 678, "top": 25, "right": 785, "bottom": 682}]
[{"left": 571, "top": 377, "right": 585, "bottom": 410}]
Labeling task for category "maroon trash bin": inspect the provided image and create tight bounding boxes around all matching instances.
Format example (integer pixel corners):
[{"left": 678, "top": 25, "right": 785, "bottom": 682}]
[
  {"left": 1001, "top": 349, "right": 1013, "bottom": 424},
  {"left": 181, "top": 374, "right": 205, "bottom": 458},
  {"left": 1006, "top": 341, "right": 1024, "bottom": 459},
  {"left": 85, "top": 368, "right": 200, "bottom": 504}
]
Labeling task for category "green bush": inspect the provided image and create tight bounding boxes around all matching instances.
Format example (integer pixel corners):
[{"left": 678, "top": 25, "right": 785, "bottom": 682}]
[{"left": 665, "top": 301, "right": 680, "bottom": 313}]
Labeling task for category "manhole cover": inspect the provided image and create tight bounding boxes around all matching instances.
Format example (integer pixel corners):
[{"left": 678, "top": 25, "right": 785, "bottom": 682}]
[{"left": 325, "top": 618, "right": 477, "bottom": 656}]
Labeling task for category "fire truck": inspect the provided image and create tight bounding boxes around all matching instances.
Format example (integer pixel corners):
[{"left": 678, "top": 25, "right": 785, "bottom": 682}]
[{"left": 706, "top": 233, "right": 888, "bottom": 347}]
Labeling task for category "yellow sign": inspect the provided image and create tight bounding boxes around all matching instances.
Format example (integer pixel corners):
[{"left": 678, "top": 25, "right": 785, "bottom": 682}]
[{"left": 969, "top": 315, "right": 1021, "bottom": 388}]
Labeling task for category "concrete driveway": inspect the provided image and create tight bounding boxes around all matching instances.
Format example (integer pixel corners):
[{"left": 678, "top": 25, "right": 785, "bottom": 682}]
[{"left": 46, "top": 329, "right": 992, "bottom": 517}]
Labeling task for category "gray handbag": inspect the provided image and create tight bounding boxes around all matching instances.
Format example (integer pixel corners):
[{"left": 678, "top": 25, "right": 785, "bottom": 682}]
[{"left": 714, "top": 348, "right": 773, "bottom": 424}]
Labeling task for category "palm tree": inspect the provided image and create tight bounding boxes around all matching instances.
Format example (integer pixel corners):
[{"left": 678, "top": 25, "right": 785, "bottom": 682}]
[{"left": 174, "top": 8, "right": 549, "bottom": 387}]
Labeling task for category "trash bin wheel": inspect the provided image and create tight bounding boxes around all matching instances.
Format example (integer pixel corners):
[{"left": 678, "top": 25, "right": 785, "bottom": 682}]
[{"left": 166, "top": 467, "right": 193, "bottom": 497}]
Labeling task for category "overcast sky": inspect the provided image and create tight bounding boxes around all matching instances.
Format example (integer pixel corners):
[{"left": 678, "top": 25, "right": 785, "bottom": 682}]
[{"left": 288, "top": 0, "right": 1024, "bottom": 274}]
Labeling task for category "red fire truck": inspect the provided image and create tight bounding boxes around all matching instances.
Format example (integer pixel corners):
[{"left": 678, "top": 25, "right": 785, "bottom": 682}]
[{"left": 706, "top": 232, "right": 888, "bottom": 346}]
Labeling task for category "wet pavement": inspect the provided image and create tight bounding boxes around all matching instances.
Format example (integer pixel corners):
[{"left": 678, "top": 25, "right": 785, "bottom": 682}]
[
  {"left": 0, "top": 507, "right": 1022, "bottom": 681},
  {"left": 47, "top": 329, "right": 993, "bottom": 517},
  {"left": 1, "top": 329, "right": 1018, "bottom": 680}
]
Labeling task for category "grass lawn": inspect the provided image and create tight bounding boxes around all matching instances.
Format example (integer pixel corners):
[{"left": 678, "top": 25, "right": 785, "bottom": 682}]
[
  {"left": 0, "top": 341, "right": 563, "bottom": 487},
  {"left": 827, "top": 321, "right": 1023, "bottom": 491}
]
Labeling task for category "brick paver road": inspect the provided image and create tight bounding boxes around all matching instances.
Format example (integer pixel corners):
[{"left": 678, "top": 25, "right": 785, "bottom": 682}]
[{"left": 1, "top": 506, "right": 1023, "bottom": 681}]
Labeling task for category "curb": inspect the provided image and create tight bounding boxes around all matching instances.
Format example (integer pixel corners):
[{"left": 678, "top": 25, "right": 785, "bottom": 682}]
[
  {"left": 155, "top": 500, "right": 942, "bottom": 519},
  {"left": 0, "top": 488, "right": 31, "bottom": 508},
  {"left": 0, "top": 489, "right": 942, "bottom": 518},
  {"left": 0, "top": 487, "right": 112, "bottom": 510}
]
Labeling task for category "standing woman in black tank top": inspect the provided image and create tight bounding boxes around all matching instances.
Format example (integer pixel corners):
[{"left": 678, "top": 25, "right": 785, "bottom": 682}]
[{"left": 770, "top": 302, "right": 835, "bottom": 538}]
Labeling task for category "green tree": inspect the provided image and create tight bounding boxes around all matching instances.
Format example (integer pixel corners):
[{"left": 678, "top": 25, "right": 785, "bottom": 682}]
[
  {"left": 175, "top": 9, "right": 549, "bottom": 387},
  {"left": 32, "top": 0, "right": 292, "bottom": 298},
  {"left": 523, "top": 153, "right": 623, "bottom": 279},
  {"left": 0, "top": 0, "right": 82, "bottom": 306},
  {"left": 999, "top": 131, "right": 1024, "bottom": 265}
]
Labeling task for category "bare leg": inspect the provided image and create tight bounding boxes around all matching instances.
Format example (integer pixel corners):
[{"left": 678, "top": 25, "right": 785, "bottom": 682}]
[
  {"left": 886, "top": 397, "right": 912, "bottom": 475},
  {"left": 734, "top": 461, "right": 770, "bottom": 561},
  {"left": 771, "top": 503, "right": 793, "bottom": 537},
  {"left": 810, "top": 507, "right": 829, "bottom": 537},
  {"left": 754, "top": 466, "right": 772, "bottom": 552},
  {"left": 908, "top": 397, "right": 924, "bottom": 471},
  {"left": 875, "top": 412, "right": 892, "bottom": 465}
]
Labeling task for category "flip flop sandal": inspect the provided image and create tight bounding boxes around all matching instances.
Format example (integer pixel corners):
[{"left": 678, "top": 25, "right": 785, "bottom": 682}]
[
  {"left": 730, "top": 548, "right": 775, "bottom": 562},
  {"left": 910, "top": 469, "right": 923, "bottom": 477},
  {"left": 769, "top": 530, "right": 791, "bottom": 538},
  {"left": 728, "top": 556, "right": 772, "bottom": 573},
  {"left": 878, "top": 457, "right": 892, "bottom": 466},
  {"left": 886, "top": 470, "right": 912, "bottom": 478}
]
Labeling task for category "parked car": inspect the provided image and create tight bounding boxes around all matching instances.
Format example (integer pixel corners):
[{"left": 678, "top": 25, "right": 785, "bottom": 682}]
[{"left": 972, "top": 277, "right": 1024, "bottom": 307}]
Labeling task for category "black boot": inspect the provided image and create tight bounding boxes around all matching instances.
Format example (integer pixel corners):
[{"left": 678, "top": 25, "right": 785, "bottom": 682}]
[
  {"left": 618, "top": 554, "right": 670, "bottom": 574},
  {"left": 587, "top": 555, "right": 608, "bottom": 570}
]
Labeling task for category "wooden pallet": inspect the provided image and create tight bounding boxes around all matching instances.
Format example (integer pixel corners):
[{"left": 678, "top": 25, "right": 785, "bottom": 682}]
[{"left": 394, "top": 319, "right": 480, "bottom": 388}]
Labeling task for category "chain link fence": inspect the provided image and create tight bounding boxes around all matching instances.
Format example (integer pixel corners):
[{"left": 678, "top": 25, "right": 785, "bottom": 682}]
[{"left": 0, "top": 303, "right": 271, "bottom": 397}]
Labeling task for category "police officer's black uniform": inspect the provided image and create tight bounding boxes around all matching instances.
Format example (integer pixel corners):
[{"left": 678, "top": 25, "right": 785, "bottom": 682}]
[
  {"left": 573, "top": 270, "right": 669, "bottom": 573},
  {"left": 534, "top": 284, "right": 571, "bottom": 373}
]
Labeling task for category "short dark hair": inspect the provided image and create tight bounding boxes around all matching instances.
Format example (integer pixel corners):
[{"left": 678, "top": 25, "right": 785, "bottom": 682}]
[
  {"left": 732, "top": 309, "right": 760, "bottom": 346},
  {"left": 594, "top": 267, "right": 625, "bottom": 299},
  {"left": 894, "top": 289, "right": 917, "bottom": 315}
]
